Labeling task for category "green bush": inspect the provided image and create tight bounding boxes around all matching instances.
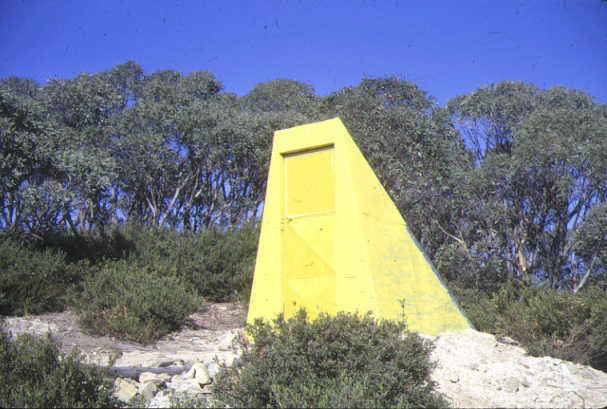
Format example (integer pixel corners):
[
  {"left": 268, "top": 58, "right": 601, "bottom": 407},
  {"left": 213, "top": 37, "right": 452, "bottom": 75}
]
[
  {"left": 212, "top": 310, "right": 449, "bottom": 408},
  {"left": 191, "top": 223, "right": 259, "bottom": 303},
  {"left": 0, "top": 319, "right": 120, "bottom": 408},
  {"left": 0, "top": 240, "right": 84, "bottom": 315},
  {"left": 70, "top": 259, "right": 202, "bottom": 343},
  {"left": 459, "top": 281, "right": 607, "bottom": 372},
  {"left": 120, "top": 221, "right": 259, "bottom": 303},
  {"left": 1, "top": 220, "right": 258, "bottom": 320},
  {"left": 40, "top": 229, "right": 136, "bottom": 264},
  {"left": 449, "top": 285, "right": 496, "bottom": 333},
  {"left": 559, "top": 286, "right": 607, "bottom": 372}
]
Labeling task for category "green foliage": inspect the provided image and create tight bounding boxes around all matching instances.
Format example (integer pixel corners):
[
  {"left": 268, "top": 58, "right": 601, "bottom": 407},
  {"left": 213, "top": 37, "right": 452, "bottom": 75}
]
[
  {"left": 447, "top": 82, "right": 607, "bottom": 290},
  {"left": 4, "top": 64, "right": 607, "bottom": 295},
  {"left": 71, "top": 259, "right": 201, "bottom": 343},
  {"left": 436, "top": 241, "right": 508, "bottom": 294},
  {"left": 1, "top": 217, "right": 256, "bottom": 341},
  {"left": 562, "top": 286, "right": 607, "bottom": 371},
  {"left": 448, "top": 285, "right": 496, "bottom": 333},
  {"left": 212, "top": 310, "right": 448, "bottom": 408},
  {"left": 573, "top": 202, "right": 607, "bottom": 273},
  {"left": 0, "top": 319, "right": 120, "bottom": 408},
  {"left": 243, "top": 79, "right": 320, "bottom": 115},
  {"left": 459, "top": 282, "right": 607, "bottom": 372},
  {"left": 0, "top": 84, "right": 65, "bottom": 239},
  {"left": 0, "top": 240, "right": 82, "bottom": 315},
  {"left": 447, "top": 80, "right": 538, "bottom": 160},
  {"left": 185, "top": 223, "right": 259, "bottom": 303},
  {"left": 40, "top": 228, "right": 136, "bottom": 264},
  {"left": 116, "top": 221, "right": 259, "bottom": 302}
]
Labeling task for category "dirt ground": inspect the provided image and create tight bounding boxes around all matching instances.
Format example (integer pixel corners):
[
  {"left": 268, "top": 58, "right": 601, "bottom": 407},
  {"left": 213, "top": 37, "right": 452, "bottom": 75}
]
[{"left": 4, "top": 302, "right": 247, "bottom": 363}]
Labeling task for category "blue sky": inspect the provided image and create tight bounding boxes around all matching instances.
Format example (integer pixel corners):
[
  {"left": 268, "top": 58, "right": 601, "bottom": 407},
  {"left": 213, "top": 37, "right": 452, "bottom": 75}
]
[{"left": 1, "top": 0, "right": 606, "bottom": 105}]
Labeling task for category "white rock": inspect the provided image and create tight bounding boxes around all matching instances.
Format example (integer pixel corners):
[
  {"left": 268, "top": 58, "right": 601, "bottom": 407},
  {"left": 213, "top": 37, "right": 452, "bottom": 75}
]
[
  {"left": 154, "top": 356, "right": 178, "bottom": 368},
  {"left": 194, "top": 362, "right": 212, "bottom": 386},
  {"left": 428, "top": 329, "right": 607, "bottom": 408},
  {"left": 138, "top": 381, "right": 158, "bottom": 402},
  {"left": 217, "top": 330, "right": 237, "bottom": 351},
  {"left": 207, "top": 361, "right": 222, "bottom": 378},
  {"left": 178, "top": 364, "right": 196, "bottom": 380},
  {"left": 147, "top": 389, "right": 172, "bottom": 408},
  {"left": 139, "top": 371, "right": 171, "bottom": 384},
  {"left": 114, "top": 378, "right": 139, "bottom": 404}
]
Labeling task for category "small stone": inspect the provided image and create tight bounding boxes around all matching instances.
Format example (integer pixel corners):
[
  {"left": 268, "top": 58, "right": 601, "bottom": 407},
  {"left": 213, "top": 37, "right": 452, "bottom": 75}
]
[
  {"left": 114, "top": 378, "right": 139, "bottom": 404},
  {"left": 503, "top": 377, "right": 520, "bottom": 393},
  {"left": 207, "top": 361, "right": 221, "bottom": 378},
  {"left": 186, "top": 382, "right": 205, "bottom": 396},
  {"left": 450, "top": 374, "right": 459, "bottom": 383},
  {"left": 147, "top": 390, "right": 172, "bottom": 409},
  {"left": 500, "top": 336, "right": 520, "bottom": 346},
  {"left": 139, "top": 371, "right": 171, "bottom": 384},
  {"left": 540, "top": 376, "right": 561, "bottom": 388},
  {"left": 563, "top": 362, "right": 578, "bottom": 376},
  {"left": 194, "top": 363, "right": 212, "bottom": 386},
  {"left": 516, "top": 357, "right": 532, "bottom": 369},
  {"left": 154, "top": 356, "right": 177, "bottom": 367},
  {"left": 180, "top": 364, "right": 197, "bottom": 380},
  {"left": 138, "top": 381, "right": 159, "bottom": 401},
  {"left": 218, "top": 332, "right": 237, "bottom": 351}
]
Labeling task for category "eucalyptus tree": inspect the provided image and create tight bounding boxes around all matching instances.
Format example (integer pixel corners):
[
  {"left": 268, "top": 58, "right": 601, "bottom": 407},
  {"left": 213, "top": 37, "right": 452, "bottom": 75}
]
[
  {"left": 572, "top": 202, "right": 607, "bottom": 291},
  {"left": 242, "top": 78, "right": 321, "bottom": 117},
  {"left": 448, "top": 82, "right": 607, "bottom": 290},
  {"left": 448, "top": 81, "right": 538, "bottom": 162},
  {"left": 39, "top": 61, "right": 144, "bottom": 234},
  {"left": 108, "top": 68, "right": 278, "bottom": 230},
  {"left": 173, "top": 79, "right": 318, "bottom": 230},
  {"left": 0, "top": 80, "right": 64, "bottom": 239},
  {"left": 112, "top": 69, "right": 199, "bottom": 227},
  {"left": 512, "top": 88, "right": 607, "bottom": 288}
]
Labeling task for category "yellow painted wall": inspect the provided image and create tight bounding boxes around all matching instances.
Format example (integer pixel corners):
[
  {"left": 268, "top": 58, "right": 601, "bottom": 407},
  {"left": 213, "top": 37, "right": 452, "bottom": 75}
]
[{"left": 247, "top": 118, "right": 472, "bottom": 335}]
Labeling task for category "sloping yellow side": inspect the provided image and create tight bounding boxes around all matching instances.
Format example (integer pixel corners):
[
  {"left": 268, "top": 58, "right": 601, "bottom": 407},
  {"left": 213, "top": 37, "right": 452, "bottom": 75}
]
[{"left": 247, "top": 118, "right": 472, "bottom": 335}]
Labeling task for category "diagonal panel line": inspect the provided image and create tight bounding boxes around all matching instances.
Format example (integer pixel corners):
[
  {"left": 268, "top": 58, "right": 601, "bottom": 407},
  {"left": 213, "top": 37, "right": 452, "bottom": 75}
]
[{"left": 286, "top": 220, "right": 335, "bottom": 276}]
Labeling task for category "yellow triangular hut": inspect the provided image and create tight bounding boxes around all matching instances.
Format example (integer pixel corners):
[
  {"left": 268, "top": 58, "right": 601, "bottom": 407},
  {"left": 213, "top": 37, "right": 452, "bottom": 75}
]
[{"left": 247, "top": 118, "right": 472, "bottom": 335}]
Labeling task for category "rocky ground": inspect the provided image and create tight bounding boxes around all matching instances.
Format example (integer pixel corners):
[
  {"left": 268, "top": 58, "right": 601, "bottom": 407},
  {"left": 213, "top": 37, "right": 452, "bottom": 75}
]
[
  {"left": 423, "top": 330, "right": 607, "bottom": 408},
  {"left": 5, "top": 303, "right": 246, "bottom": 407},
  {"left": 5, "top": 304, "right": 607, "bottom": 408}
]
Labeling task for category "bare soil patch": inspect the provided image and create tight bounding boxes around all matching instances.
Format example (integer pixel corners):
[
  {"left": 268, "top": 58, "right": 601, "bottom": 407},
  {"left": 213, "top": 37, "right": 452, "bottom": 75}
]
[{"left": 4, "top": 302, "right": 247, "bottom": 363}]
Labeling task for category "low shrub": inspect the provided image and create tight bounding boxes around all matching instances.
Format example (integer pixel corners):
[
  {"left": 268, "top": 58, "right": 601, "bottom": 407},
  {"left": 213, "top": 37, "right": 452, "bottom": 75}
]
[
  {"left": 0, "top": 240, "right": 83, "bottom": 316},
  {"left": 40, "top": 228, "right": 136, "bottom": 264},
  {"left": 491, "top": 283, "right": 590, "bottom": 352},
  {"left": 70, "top": 259, "right": 202, "bottom": 343},
  {"left": 448, "top": 285, "right": 496, "bottom": 333},
  {"left": 1, "top": 220, "right": 258, "bottom": 320},
  {"left": 118, "top": 221, "right": 259, "bottom": 303},
  {"left": 212, "top": 310, "right": 449, "bottom": 408},
  {"left": 191, "top": 222, "right": 259, "bottom": 303},
  {"left": 0, "top": 319, "right": 120, "bottom": 408},
  {"left": 558, "top": 286, "right": 607, "bottom": 372},
  {"left": 460, "top": 281, "right": 607, "bottom": 372}
]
